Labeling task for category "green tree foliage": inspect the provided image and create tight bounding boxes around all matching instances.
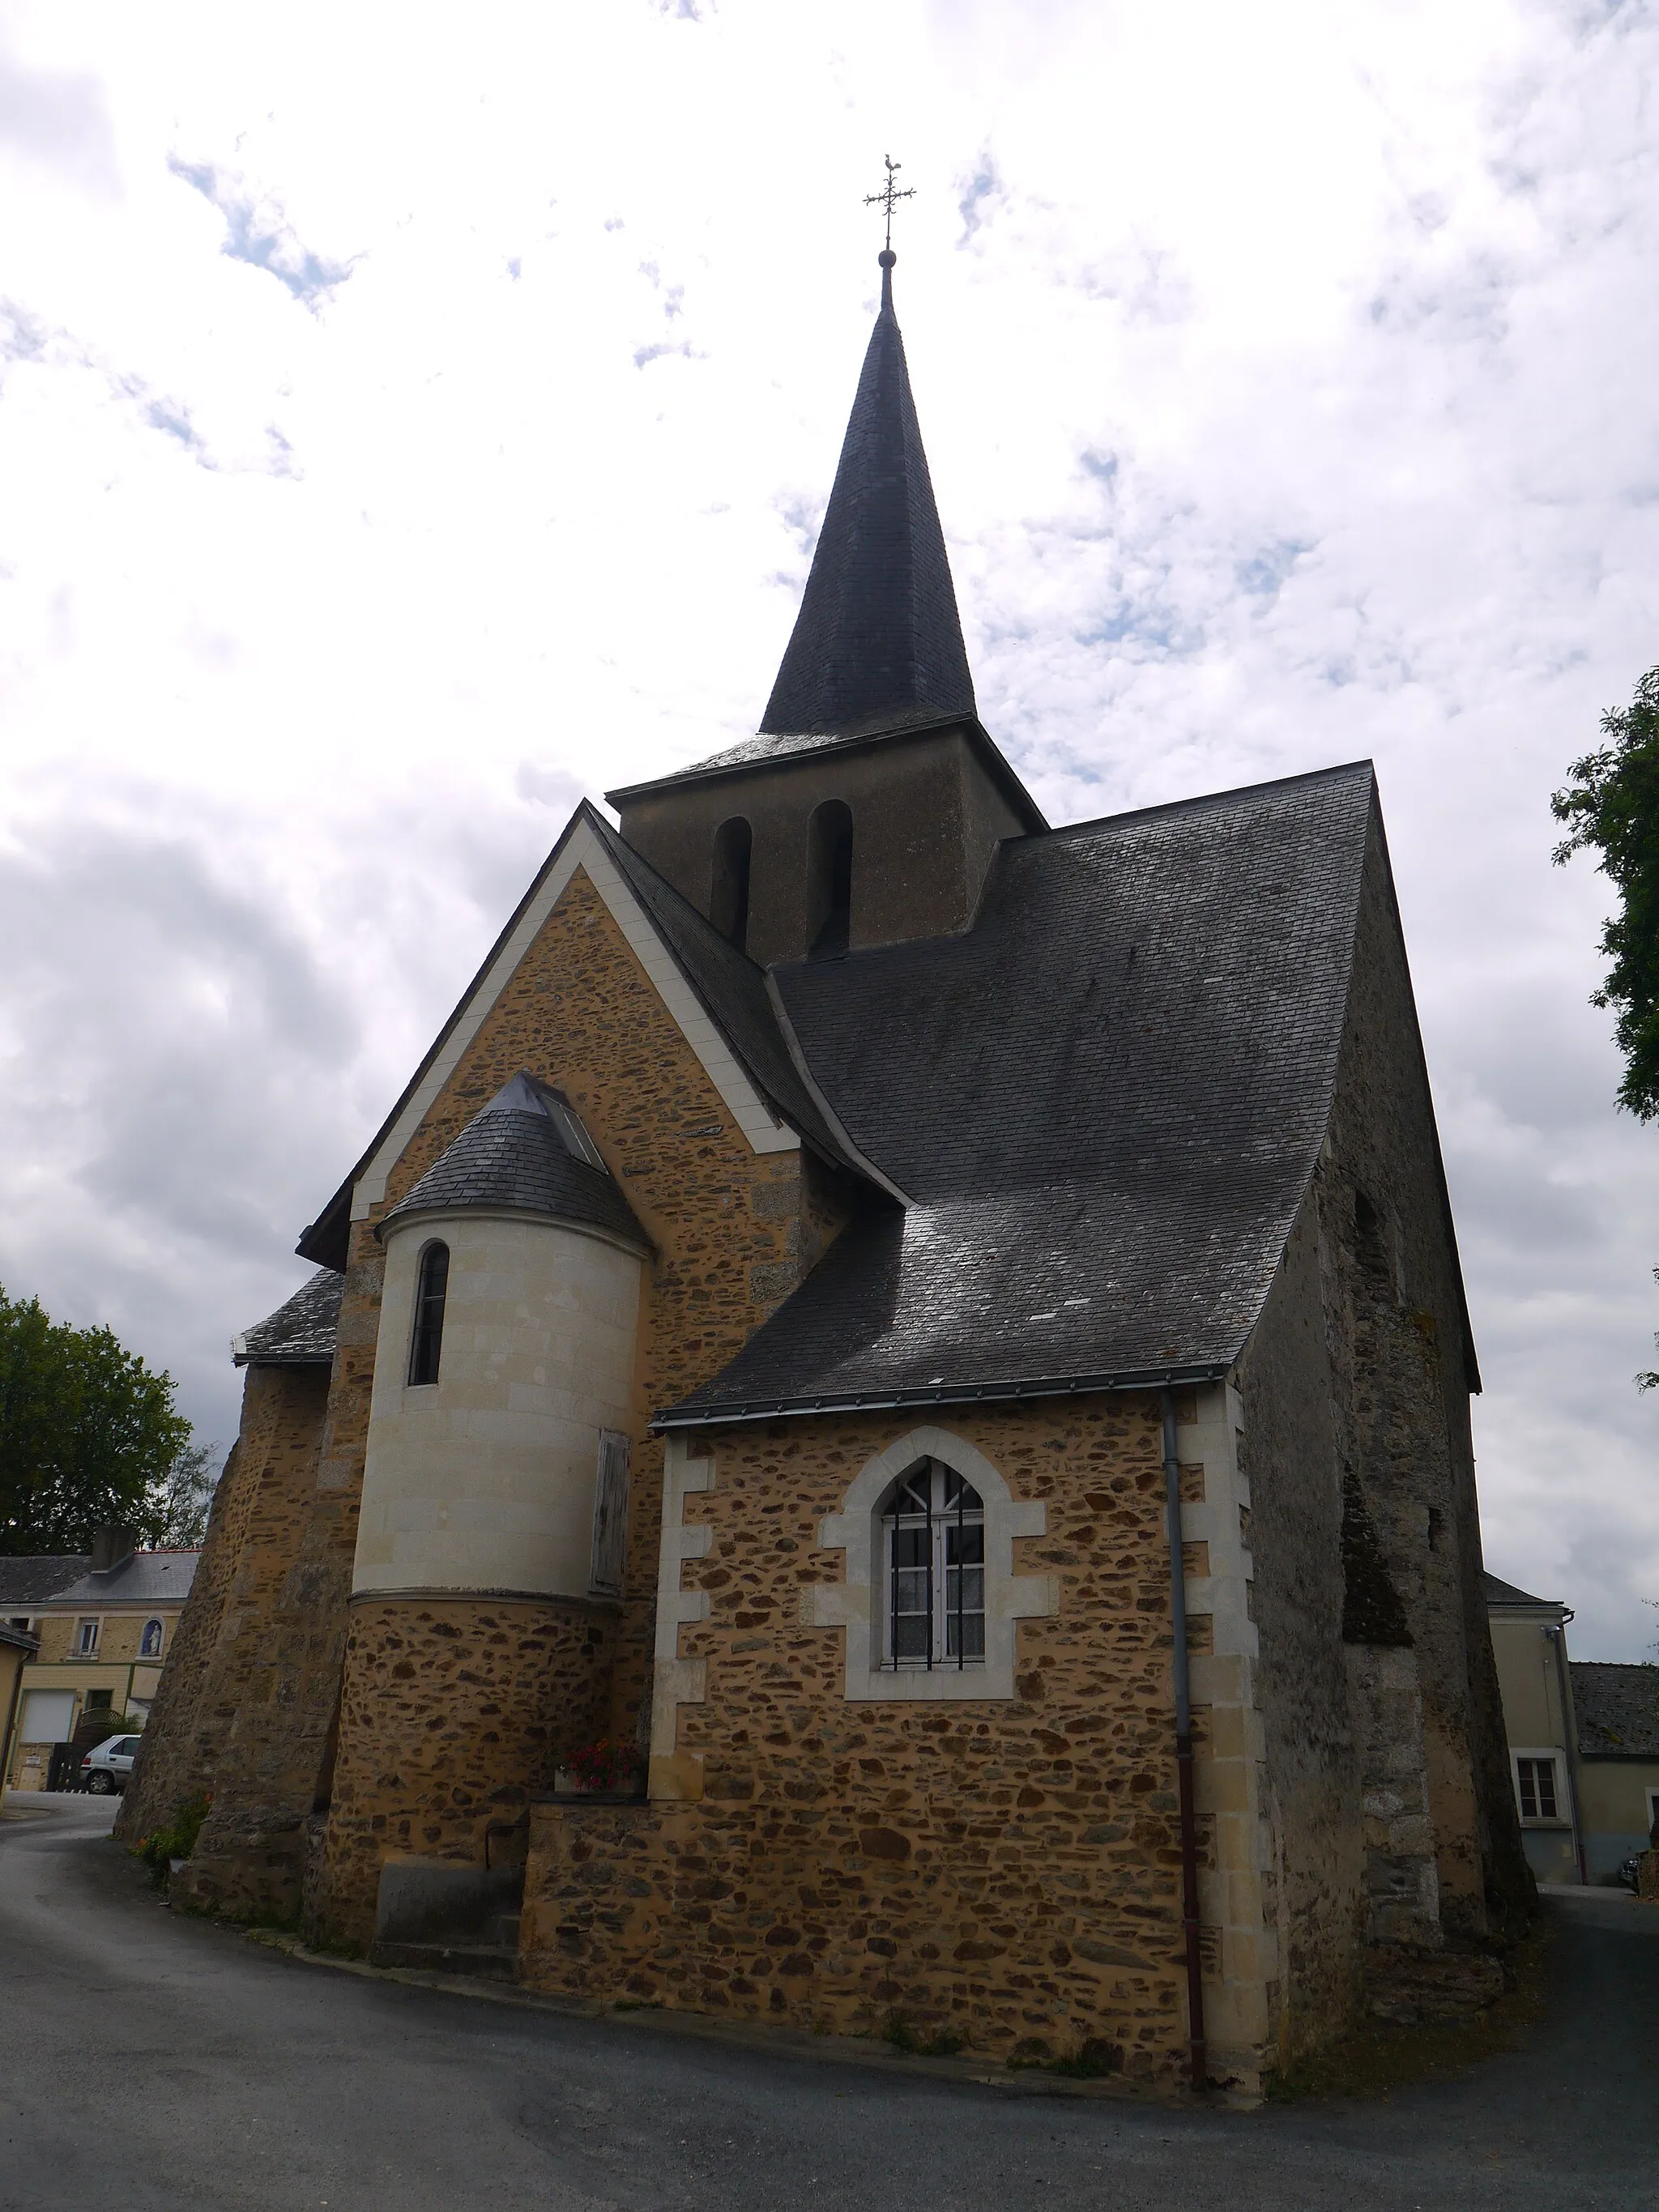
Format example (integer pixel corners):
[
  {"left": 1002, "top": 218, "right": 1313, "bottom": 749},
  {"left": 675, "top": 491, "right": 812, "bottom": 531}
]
[
  {"left": 1552, "top": 663, "right": 1659, "bottom": 1119},
  {"left": 0, "top": 1285, "right": 205, "bottom": 1554},
  {"left": 1554, "top": 667, "right": 1659, "bottom": 1389}
]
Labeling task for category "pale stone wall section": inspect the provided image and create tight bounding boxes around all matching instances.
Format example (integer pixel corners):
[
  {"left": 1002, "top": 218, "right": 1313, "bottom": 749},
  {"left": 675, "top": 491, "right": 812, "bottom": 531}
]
[
  {"left": 1178, "top": 1379, "right": 1277, "bottom": 2094},
  {"left": 1345, "top": 1643, "right": 1441, "bottom": 1946},
  {"left": 649, "top": 1434, "right": 713, "bottom": 1801},
  {"left": 355, "top": 1213, "right": 643, "bottom": 1600},
  {"left": 801, "top": 1425, "right": 1057, "bottom": 1702}
]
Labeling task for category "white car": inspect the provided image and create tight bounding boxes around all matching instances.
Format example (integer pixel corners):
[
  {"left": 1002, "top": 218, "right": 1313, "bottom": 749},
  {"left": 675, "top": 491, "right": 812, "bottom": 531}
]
[{"left": 80, "top": 1734, "right": 142, "bottom": 1794}]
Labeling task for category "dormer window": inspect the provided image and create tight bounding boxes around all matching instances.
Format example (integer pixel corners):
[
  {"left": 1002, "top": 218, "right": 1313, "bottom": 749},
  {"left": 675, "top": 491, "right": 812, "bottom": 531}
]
[
  {"left": 710, "top": 816, "right": 753, "bottom": 951},
  {"left": 546, "top": 1095, "right": 607, "bottom": 1173},
  {"left": 407, "top": 1241, "right": 450, "bottom": 1386},
  {"left": 807, "top": 799, "right": 854, "bottom": 958}
]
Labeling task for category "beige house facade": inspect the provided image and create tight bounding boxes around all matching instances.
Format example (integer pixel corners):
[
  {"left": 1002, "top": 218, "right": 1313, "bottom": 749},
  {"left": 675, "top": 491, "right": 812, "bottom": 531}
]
[
  {"left": 1484, "top": 1571, "right": 1659, "bottom": 1882},
  {"left": 2, "top": 1536, "right": 199, "bottom": 1792}
]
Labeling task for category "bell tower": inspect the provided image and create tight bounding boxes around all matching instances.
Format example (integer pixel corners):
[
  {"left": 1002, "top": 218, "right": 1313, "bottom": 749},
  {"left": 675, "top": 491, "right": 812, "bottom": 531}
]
[{"left": 608, "top": 244, "right": 1043, "bottom": 965}]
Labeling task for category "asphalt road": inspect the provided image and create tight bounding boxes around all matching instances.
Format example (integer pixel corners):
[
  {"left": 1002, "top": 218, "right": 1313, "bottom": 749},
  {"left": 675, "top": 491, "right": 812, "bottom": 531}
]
[{"left": 2, "top": 1793, "right": 1655, "bottom": 2212}]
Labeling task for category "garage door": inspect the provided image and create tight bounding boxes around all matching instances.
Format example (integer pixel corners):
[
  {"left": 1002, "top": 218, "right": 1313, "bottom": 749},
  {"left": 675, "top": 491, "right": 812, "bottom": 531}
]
[{"left": 20, "top": 1690, "right": 75, "bottom": 1743}]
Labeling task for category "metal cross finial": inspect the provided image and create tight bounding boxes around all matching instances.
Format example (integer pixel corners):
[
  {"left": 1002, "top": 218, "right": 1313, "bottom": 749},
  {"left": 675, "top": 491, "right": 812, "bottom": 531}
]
[{"left": 864, "top": 154, "right": 915, "bottom": 254}]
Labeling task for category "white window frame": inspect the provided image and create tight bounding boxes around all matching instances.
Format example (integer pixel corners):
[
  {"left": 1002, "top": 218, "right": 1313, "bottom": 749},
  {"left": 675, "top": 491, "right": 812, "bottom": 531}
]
[
  {"left": 1511, "top": 1746, "right": 1569, "bottom": 1826},
  {"left": 802, "top": 1426, "right": 1058, "bottom": 1703},
  {"left": 75, "top": 1618, "right": 100, "bottom": 1656}
]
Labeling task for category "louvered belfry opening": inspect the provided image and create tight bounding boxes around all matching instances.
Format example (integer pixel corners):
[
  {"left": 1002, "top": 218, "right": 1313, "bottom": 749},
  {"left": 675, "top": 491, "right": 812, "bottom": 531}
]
[
  {"left": 806, "top": 799, "right": 854, "bottom": 957},
  {"left": 710, "top": 815, "right": 753, "bottom": 948}
]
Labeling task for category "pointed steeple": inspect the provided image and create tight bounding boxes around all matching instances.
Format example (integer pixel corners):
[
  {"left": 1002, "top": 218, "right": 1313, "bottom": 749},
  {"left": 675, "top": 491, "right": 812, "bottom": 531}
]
[{"left": 759, "top": 253, "right": 976, "bottom": 740}]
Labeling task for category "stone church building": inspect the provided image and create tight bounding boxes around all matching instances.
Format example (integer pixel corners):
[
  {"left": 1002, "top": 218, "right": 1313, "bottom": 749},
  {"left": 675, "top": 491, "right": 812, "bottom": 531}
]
[{"left": 122, "top": 250, "right": 1526, "bottom": 2095}]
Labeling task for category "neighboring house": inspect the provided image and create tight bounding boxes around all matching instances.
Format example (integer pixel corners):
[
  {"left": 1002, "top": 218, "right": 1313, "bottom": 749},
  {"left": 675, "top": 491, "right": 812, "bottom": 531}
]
[
  {"left": 2, "top": 1529, "right": 200, "bottom": 1792},
  {"left": 1483, "top": 1573, "right": 1584, "bottom": 1884},
  {"left": 1484, "top": 1571, "right": 1659, "bottom": 1883},
  {"left": 1570, "top": 1659, "right": 1659, "bottom": 1880},
  {"left": 122, "top": 248, "right": 1526, "bottom": 2098}
]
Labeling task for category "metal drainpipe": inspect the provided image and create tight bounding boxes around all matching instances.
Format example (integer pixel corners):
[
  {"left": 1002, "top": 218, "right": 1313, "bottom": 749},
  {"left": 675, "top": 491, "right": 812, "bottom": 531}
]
[
  {"left": 1162, "top": 1388, "right": 1208, "bottom": 2093},
  {"left": 1544, "top": 1620, "right": 1588, "bottom": 1885}
]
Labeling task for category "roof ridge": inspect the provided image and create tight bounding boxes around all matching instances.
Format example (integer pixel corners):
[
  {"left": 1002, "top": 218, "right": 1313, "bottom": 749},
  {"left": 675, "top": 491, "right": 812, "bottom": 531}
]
[{"left": 1034, "top": 759, "right": 1377, "bottom": 847}]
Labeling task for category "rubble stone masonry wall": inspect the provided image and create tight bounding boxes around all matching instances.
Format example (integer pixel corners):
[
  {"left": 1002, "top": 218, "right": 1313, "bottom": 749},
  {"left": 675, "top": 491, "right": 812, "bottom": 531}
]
[
  {"left": 317, "top": 1595, "right": 615, "bottom": 1943},
  {"left": 309, "top": 863, "right": 859, "bottom": 1937},
  {"left": 116, "top": 1367, "right": 331, "bottom": 1869},
  {"left": 1324, "top": 812, "right": 1527, "bottom": 1932},
  {"left": 521, "top": 1395, "right": 1212, "bottom": 2090}
]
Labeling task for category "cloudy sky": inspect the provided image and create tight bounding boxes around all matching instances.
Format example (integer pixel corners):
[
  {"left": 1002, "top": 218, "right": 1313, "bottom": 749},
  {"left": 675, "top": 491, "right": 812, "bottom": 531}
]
[{"left": 2, "top": 0, "right": 1657, "bottom": 1658}]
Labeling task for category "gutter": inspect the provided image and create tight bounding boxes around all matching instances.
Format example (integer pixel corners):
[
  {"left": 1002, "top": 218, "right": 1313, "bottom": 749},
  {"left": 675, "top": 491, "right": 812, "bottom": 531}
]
[
  {"left": 1162, "top": 1389, "right": 1208, "bottom": 2095},
  {"left": 651, "top": 1362, "right": 1230, "bottom": 1432}
]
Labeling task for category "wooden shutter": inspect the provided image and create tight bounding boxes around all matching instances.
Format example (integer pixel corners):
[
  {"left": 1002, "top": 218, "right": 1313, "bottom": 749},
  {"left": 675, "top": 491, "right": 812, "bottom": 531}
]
[{"left": 588, "top": 1430, "right": 632, "bottom": 1598}]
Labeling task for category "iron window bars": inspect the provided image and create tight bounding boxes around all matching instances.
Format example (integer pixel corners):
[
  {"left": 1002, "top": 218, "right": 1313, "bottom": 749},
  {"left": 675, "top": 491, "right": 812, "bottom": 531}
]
[{"left": 883, "top": 1458, "right": 986, "bottom": 1669}]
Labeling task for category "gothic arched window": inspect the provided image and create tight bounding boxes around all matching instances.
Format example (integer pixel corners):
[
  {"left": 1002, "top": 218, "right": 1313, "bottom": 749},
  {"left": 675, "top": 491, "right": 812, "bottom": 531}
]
[
  {"left": 806, "top": 799, "right": 853, "bottom": 958},
  {"left": 881, "top": 1458, "right": 985, "bottom": 1669},
  {"left": 407, "top": 1240, "right": 450, "bottom": 1387},
  {"left": 710, "top": 816, "right": 753, "bottom": 950},
  {"left": 140, "top": 1617, "right": 164, "bottom": 1658}
]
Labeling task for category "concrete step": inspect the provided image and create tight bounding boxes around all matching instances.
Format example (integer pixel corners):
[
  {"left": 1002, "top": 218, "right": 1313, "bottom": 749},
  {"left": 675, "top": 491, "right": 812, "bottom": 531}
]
[{"left": 368, "top": 1940, "right": 518, "bottom": 1982}]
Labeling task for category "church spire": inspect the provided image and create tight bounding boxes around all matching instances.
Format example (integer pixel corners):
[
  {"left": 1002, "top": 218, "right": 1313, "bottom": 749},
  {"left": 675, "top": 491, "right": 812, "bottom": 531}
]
[{"left": 757, "top": 244, "right": 977, "bottom": 740}]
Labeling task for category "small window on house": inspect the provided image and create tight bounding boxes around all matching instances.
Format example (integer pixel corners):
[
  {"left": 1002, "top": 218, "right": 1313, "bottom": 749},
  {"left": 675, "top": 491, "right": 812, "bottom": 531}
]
[
  {"left": 1516, "top": 1756, "right": 1559, "bottom": 1821},
  {"left": 588, "top": 1430, "right": 632, "bottom": 1599},
  {"left": 710, "top": 816, "right": 753, "bottom": 951},
  {"left": 140, "top": 1617, "right": 164, "bottom": 1657},
  {"left": 806, "top": 799, "right": 854, "bottom": 959},
  {"left": 881, "top": 1460, "right": 985, "bottom": 1669},
  {"left": 407, "top": 1241, "right": 450, "bottom": 1387},
  {"left": 85, "top": 1688, "right": 112, "bottom": 1711},
  {"left": 75, "top": 1619, "right": 100, "bottom": 1656}
]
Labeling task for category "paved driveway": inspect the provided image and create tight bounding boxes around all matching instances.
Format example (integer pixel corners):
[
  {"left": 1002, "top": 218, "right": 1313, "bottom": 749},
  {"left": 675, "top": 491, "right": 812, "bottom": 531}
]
[{"left": 2, "top": 1792, "right": 1654, "bottom": 2212}]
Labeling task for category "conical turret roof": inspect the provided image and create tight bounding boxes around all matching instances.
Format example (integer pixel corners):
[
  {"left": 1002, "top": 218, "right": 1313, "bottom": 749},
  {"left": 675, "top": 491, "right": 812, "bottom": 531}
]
[
  {"left": 758, "top": 256, "right": 975, "bottom": 741},
  {"left": 379, "top": 1073, "right": 649, "bottom": 1251}
]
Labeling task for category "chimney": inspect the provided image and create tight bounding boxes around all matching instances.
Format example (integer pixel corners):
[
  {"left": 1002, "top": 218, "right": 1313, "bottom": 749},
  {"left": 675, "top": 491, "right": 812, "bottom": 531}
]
[{"left": 91, "top": 1524, "right": 140, "bottom": 1575}]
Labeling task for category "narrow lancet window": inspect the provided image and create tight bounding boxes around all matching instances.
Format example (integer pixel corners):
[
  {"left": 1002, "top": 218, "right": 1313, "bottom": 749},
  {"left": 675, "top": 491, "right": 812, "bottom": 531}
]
[
  {"left": 407, "top": 1241, "right": 450, "bottom": 1387},
  {"left": 881, "top": 1459, "right": 985, "bottom": 1669},
  {"left": 807, "top": 799, "right": 854, "bottom": 957},
  {"left": 710, "top": 816, "right": 753, "bottom": 950}
]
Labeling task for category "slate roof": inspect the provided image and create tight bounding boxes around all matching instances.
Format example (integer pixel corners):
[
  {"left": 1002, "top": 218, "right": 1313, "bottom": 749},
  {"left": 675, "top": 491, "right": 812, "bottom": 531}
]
[
  {"left": 758, "top": 258, "right": 975, "bottom": 743},
  {"left": 662, "top": 762, "right": 1382, "bottom": 1423},
  {"left": 235, "top": 1268, "right": 343, "bottom": 1367},
  {"left": 0, "top": 1555, "right": 91, "bottom": 1608},
  {"left": 1482, "top": 1571, "right": 1563, "bottom": 1609},
  {"left": 1572, "top": 1660, "right": 1659, "bottom": 1759},
  {"left": 586, "top": 810, "right": 887, "bottom": 1185},
  {"left": 45, "top": 1551, "right": 201, "bottom": 1609},
  {"left": 380, "top": 1071, "right": 651, "bottom": 1251}
]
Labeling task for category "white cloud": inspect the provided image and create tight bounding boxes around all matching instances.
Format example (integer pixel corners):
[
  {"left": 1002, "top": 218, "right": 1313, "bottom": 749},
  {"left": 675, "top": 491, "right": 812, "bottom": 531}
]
[{"left": 1, "top": 0, "right": 1657, "bottom": 1656}]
